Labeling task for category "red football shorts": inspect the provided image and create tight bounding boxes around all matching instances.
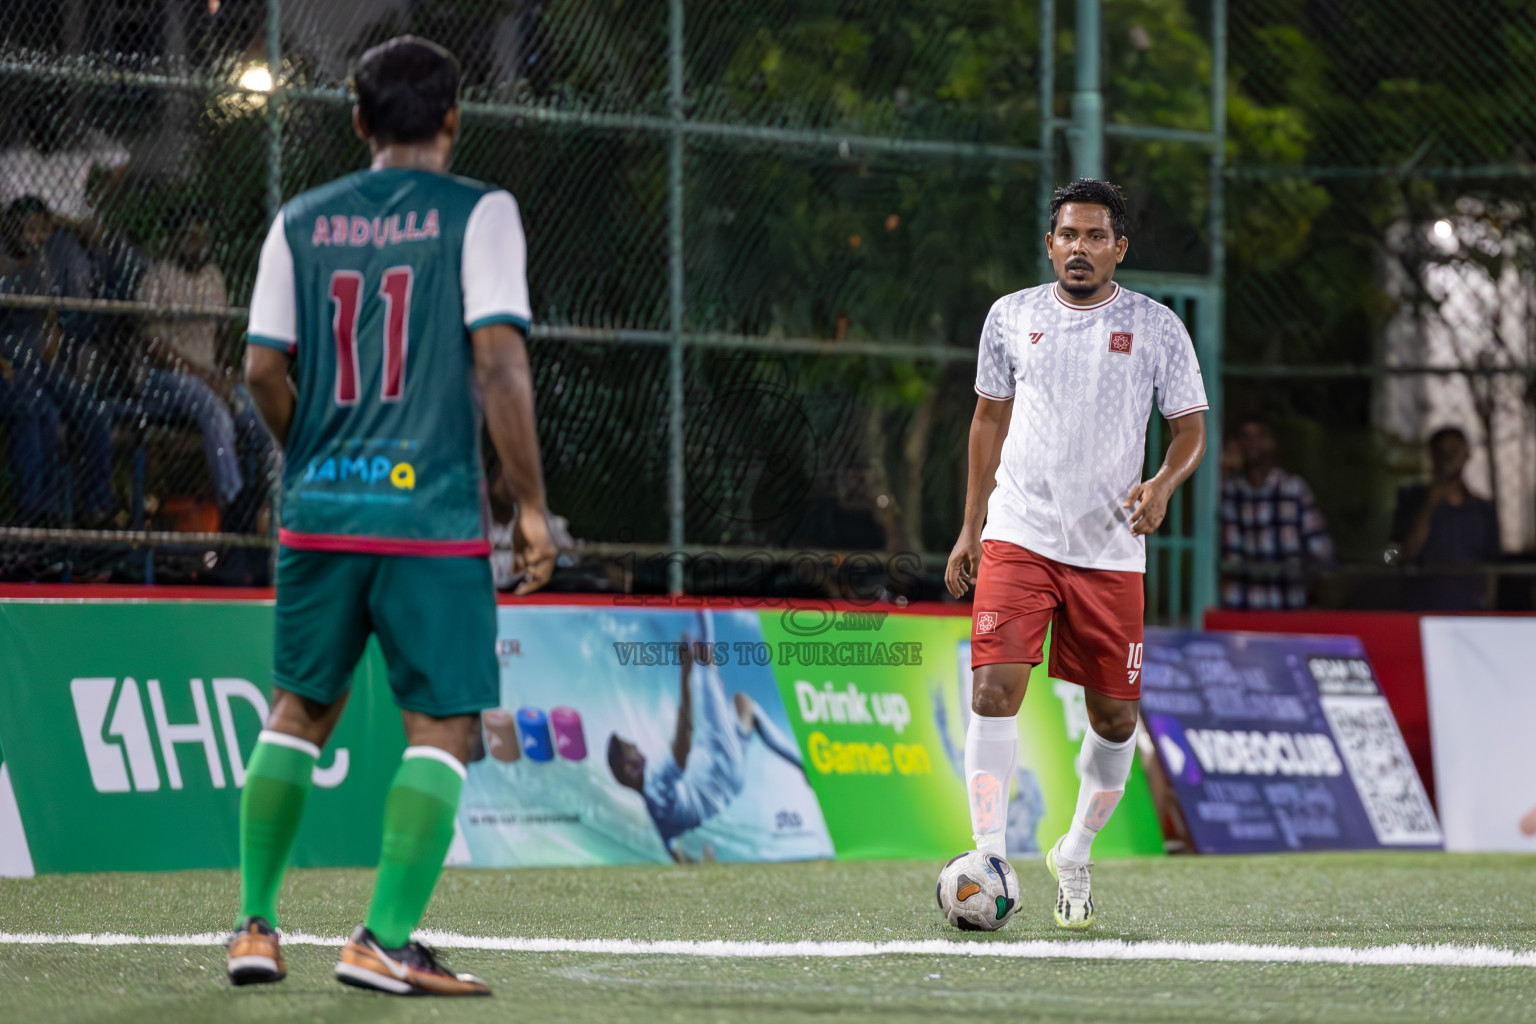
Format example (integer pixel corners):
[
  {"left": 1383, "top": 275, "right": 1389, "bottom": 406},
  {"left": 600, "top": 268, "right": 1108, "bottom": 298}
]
[{"left": 970, "top": 539, "right": 1145, "bottom": 700}]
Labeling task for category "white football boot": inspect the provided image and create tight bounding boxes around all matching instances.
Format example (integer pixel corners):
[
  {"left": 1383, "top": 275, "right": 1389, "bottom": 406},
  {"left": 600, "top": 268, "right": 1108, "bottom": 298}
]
[{"left": 1045, "top": 835, "right": 1094, "bottom": 929}]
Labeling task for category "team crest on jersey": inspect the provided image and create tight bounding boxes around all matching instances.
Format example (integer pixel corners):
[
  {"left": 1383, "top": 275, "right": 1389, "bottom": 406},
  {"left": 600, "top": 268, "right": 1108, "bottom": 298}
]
[
  {"left": 1109, "top": 332, "right": 1134, "bottom": 354},
  {"left": 975, "top": 611, "right": 998, "bottom": 634}
]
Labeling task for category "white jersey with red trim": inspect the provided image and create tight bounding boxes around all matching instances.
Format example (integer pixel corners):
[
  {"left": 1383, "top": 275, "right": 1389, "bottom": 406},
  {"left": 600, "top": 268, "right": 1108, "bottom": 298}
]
[{"left": 973, "top": 282, "right": 1208, "bottom": 573}]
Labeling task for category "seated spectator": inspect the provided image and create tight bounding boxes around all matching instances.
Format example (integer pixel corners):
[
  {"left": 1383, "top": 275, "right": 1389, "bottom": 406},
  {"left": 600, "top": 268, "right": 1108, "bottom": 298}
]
[
  {"left": 1219, "top": 414, "right": 1335, "bottom": 609},
  {"left": 1389, "top": 427, "right": 1501, "bottom": 609},
  {"left": 0, "top": 197, "right": 114, "bottom": 525},
  {"left": 0, "top": 116, "right": 130, "bottom": 226},
  {"left": 136, "top": 215, "right": 273, "bottom": 532}
]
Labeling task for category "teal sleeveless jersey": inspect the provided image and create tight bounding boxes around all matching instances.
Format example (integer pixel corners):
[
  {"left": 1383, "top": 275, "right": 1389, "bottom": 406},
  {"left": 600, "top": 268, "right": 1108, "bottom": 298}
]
[{"left": 246, "top": 168, "right": 531, "bottom": 556}]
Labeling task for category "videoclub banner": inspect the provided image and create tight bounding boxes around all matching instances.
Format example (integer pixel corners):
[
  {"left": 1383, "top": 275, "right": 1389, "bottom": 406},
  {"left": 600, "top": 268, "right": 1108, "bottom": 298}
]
[
  {"left": 1140, "top": 629, "right": 1441, "bottom": 854},
  {"left": 0, "top": 598, "right": 1166, "bottom": 874}
]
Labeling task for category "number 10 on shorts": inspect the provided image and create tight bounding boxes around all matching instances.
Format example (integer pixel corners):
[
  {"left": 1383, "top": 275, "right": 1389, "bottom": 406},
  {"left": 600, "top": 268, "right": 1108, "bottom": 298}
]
[{"left": 1126, "top": 643, "right": 1142, "bottom": 687}]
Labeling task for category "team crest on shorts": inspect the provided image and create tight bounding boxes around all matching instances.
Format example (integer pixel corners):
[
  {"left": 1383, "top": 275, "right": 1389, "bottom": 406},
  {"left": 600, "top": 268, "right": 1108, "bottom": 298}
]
[
  {"left": 975, "top": 611, "right": 998, "bottom": 634},
  {"left": 1109, "top": 331, "right": 1134, "bottom": 354}
]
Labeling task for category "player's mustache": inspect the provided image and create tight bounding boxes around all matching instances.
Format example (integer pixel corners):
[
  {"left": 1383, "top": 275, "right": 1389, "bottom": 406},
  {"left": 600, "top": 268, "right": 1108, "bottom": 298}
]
[{"left": 1066, "top": 258, "right": 1093, "bottom": 271}]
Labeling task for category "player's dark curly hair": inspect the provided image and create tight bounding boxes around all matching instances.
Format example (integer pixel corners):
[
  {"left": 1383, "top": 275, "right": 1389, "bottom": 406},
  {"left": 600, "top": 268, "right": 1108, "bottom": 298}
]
[
  {"left": 1049, "top": 178, "right": 1129, "bottom": 239},
  {"left": 351, "top": 36, "right": 461, "bottom": 145}
]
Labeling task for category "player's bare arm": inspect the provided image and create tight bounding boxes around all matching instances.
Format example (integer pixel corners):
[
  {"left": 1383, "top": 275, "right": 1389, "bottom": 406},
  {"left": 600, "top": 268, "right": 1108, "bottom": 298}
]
[
  {"left": 946, "top": 395, "right": 1012, "bottom": 598},
  {"left": 243, "top": 344, "right": 295, "bottom": 448},
  {"left": 672, "top": 634, "right": 694, "bottom": 769},
  {"left": 1125, "top": 411, "right": 1207, "bottom": 535},
  {"left": 473, "top": 322, "right": 556, "bottom": 594}
]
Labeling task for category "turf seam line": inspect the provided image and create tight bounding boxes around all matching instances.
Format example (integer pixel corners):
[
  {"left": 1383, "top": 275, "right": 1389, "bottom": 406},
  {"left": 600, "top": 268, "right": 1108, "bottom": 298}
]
[{"left": 2, "top": 932, "right": 1535, "bottom": 968}]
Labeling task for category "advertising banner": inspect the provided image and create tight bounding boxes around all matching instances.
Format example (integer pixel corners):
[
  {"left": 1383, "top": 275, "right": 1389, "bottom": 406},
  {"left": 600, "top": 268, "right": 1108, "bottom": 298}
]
[
  {"left": 0, "top": 598, "right": 1167, "bottom": 873},
  {"left": 757, "top": 609, "right": 1165, "bottom": 862},
  {"left": 0, "top": 602, "right": 406, "bottom": 873},
  {"left": 460, "top": 606, "right": 835, "bottom": 865},
  {"left": 471, "top": 605, "right": 1162, "bottom": 865},
  {"left": 0, "top": 742, "right": 35, "bottom": 877},
  {"left": 1422, "top": 617, "right": 1536, "bottom": 852},
  {"left": 1141, "top": 629, "right": 1441, "bottom": 853}
]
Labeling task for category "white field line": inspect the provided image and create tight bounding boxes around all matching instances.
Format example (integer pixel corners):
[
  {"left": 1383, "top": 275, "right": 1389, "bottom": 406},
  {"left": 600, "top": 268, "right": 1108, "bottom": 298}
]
[{"left": 1, "top": 931, "right": 1534, "bottom": 969}]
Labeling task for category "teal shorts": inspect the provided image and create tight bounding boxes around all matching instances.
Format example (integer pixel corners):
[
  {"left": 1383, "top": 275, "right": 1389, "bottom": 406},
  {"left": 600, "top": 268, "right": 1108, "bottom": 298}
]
[{"left": 273, "top": 547, "right": 498, "bottom": 717}]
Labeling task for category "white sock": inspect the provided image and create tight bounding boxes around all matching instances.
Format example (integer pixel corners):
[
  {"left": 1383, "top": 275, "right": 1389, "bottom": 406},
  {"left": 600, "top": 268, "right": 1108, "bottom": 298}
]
[
  {"left": 964, "top": 713, "right": 1018, "bottom": 858},
  {"left": 1058, "top": 726, "right": 1137, "bottom": 866}
]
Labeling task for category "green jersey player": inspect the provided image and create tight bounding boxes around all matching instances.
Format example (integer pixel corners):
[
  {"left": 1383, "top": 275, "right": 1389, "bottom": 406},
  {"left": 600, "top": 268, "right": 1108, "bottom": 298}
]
[{"left": 227, "top": 36, "right": 555, "bottom": 997}]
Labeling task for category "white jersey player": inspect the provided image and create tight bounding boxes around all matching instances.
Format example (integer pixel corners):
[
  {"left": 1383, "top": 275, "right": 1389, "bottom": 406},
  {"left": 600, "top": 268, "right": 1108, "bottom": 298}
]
[{"left": 946, "top": 179, "right": 1208, "bottom": 929}]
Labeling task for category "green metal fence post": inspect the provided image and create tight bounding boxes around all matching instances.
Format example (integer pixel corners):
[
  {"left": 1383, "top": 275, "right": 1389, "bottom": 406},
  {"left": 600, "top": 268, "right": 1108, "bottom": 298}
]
[
  {"left": 265, "top": 0, "right": 283, "bottom": 577},
  {"left": 1191, "top": 0, "right": 1228, "bottom": 621},
  {"left": 1037, "top": 0, "right": 1056, "bottom": 285},
  {"left": 1069, "top": 0, "right": 1103, "bottom": 180},
  {"left": 265, "top": 0, "right": 282, "bottom": 220},
  {"left": 666, "top": 0, "right": 687, "bottom": 595}
]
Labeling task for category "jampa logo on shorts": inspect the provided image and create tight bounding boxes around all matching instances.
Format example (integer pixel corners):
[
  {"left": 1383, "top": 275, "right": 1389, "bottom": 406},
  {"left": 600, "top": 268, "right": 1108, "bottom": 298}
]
[
  {"left": 70, "top": 677, "right": 349, "bottom": 793},
  {"left": 975, "top": 612, "right": 998, "bottom": 634}
]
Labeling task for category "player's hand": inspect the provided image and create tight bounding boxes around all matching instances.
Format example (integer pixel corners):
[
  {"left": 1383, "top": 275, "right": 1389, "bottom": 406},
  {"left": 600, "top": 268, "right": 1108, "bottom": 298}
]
[
  {"left": 1125, "top": 479, "right": 1172, "bottom": 536},
  {"left": 945, "top": 530, "right": 982, "bottom": 598},
  {"left": 511, "top": 505, "right": 558, "bottom": 595}
]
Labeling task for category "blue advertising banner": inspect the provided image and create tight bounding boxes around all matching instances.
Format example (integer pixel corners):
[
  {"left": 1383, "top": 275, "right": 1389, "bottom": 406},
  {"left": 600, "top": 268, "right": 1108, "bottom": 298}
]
[
  {"left": 1141, "top": 629, "right": 1441, "bottom": 854},
  {"left": 459, "top": 606, "right": 835, "bottom": 866}
]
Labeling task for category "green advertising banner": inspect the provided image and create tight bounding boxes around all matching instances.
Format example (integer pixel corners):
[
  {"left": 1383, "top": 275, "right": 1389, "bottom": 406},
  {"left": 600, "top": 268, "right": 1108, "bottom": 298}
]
[
  {"left": 760, "top": 609, "right": 1164, "bottom": 862},
  {"left": 0, "top": 601, "right": 406, "bottom": 873}
]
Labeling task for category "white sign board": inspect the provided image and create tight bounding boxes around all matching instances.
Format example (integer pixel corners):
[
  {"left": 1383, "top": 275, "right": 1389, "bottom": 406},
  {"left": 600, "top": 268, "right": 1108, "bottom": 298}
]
[{"left": 1422, "top": 617, "right": 1536, "bottom": 852}]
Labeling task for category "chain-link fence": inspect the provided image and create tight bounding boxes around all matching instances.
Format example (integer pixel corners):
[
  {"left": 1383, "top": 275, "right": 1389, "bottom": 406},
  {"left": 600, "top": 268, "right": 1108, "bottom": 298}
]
[
  {"left": 1222, "top": 0, "right": 1536, "bottom": 612},
  {"left": 0, "top": 0, "right": 1076, "bottom": 596},
  {"left": 0, "top": 0, "right": 1531, "bottom": 613}
]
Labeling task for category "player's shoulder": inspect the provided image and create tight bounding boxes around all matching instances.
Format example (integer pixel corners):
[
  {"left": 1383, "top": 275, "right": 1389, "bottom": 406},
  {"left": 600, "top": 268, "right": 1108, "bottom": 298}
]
[
  {"left": 994, "top": 283, "right": 1053, "bottom": 310},
  {"left": 1117, "top": 286, "right": 1186, "bottom": 329},
  {"left": 1117, "top": 286, "right": 1173, "bottom": 316},
  {"left": 278, "top": 170, "right": 512, "bottom": 222},
  {"left": 279, "top": 170, "right": 370, "bottom": 221},
  {"left": 986, "top": 283, "right": 1053, "bottom": 320},
  {"left": 431, "top": 171, "right": 516, "bottom": 206}
]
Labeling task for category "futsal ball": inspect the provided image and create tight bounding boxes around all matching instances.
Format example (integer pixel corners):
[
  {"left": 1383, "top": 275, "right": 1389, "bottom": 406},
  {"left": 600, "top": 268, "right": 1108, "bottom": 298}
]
[{"left": 936, "top": 850, "right": 1020, "bottom": 931}]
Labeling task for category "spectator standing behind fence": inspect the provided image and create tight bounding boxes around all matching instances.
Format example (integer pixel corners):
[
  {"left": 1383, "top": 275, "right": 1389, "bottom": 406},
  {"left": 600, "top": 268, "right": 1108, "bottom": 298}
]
[
  {"left": 136, "top": 216, "right": 273, "bottom": 531},
  {"left": 1219, "top": 414, "right": 1335, "bottom": 609},
  {"left": 1388, "top": 427, "right": 1500, "bottom": 610},
  {"left": 0, "top": 197, "right": 115, "bottom": 526}
]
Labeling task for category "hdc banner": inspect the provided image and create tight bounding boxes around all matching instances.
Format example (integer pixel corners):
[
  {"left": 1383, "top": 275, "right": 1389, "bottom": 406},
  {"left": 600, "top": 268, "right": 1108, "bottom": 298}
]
[
  {"left": 0, "top": 601, "right": 407, "bottom": 873},
  {"left": 1141, "top": 629, "right": 1441, "bottom": 854}
]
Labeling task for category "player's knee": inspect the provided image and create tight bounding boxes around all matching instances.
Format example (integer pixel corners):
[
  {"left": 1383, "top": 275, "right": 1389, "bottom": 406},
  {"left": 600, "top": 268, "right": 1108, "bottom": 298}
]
[
  {"left": 266, "top": 687, "right": 341, "bottom": 746},
  {"left": 971, "top": 669, "right": 1026, "bottom": 718},
  {"left": 401, "top": 711, "right": 479, "bottom": 765},
  {"left": 1090, "top": 709, "right": 1138, "bottom": 745}
]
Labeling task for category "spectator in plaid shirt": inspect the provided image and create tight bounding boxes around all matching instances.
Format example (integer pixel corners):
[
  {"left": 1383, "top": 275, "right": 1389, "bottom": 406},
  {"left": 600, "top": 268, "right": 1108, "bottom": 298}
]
[{"left": 1219, "top": 415, "right": 1335, "bottom": 609}]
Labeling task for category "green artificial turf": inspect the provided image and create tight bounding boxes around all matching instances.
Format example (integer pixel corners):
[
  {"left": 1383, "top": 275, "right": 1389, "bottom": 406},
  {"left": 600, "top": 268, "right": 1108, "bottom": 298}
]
[{"left": 2, "top": 853, "right": 1535, "bottom": 1023}]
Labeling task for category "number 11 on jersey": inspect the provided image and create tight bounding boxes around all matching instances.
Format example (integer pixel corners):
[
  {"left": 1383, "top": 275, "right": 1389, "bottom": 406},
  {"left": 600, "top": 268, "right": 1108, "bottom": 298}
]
[{"left": 330, "top": 266, "right": 414, "bottom": 406}]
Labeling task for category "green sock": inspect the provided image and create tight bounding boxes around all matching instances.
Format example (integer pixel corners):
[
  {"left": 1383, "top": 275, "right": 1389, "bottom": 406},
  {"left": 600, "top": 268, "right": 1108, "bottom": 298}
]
[
  {"left": 236, "top": 732, "right": 317, "bottom": 930},
  {"left": 364, "top": 749, "right": 465, "bottom": 949}
]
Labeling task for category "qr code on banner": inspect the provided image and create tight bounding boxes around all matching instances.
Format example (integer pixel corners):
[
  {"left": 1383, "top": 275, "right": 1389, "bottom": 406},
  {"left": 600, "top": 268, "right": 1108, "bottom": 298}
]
[{"left": 1320, "top": 695, "right": 1443, "bottom": 846}]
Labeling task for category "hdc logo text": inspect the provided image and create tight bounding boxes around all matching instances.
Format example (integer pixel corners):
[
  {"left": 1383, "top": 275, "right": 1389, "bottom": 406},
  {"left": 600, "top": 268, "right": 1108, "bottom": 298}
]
[{"left": 70, "top": 677, "right": 348, "bottom": 793}]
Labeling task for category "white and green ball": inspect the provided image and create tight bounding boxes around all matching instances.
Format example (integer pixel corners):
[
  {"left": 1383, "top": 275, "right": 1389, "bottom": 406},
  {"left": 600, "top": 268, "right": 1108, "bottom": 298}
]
[{"left": 935, "top": 850, "right": 1020, "bottom": 931}]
